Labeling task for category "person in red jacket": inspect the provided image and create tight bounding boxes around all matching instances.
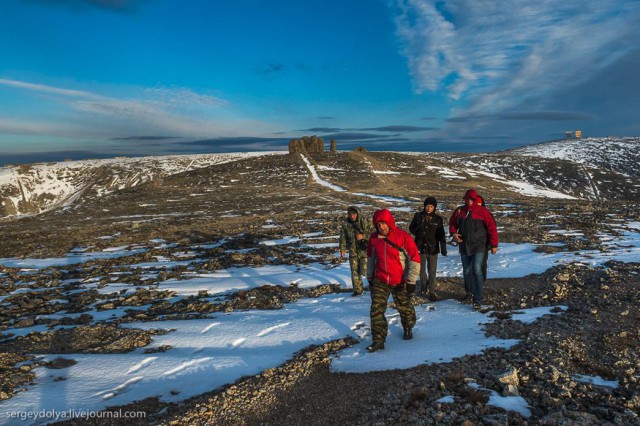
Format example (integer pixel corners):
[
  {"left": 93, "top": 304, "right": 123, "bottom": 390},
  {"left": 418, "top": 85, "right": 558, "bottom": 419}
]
[
  {"left": 448, "top": 189, "right": 498, "bottom": 309},
  {"left": 366, "top": 209, "right": 421, "bottom": 352}
]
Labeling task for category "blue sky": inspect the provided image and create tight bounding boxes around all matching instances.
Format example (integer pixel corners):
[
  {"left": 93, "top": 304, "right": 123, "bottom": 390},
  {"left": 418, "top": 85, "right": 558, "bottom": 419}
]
[{"left": 1, "top": 0, "right": 640, "bottom": 162}]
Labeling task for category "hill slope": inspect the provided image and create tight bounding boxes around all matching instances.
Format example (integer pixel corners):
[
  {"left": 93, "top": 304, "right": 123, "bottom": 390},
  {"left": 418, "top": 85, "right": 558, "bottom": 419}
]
[
  {"left": 507, "top": 136, "right": 640, "bottom": 177},
  {"left": 2, "top": 137, "right": 638, "bottom": 220},
  {"left": 0, "top": 152, "right": 271, "bottom": 217}
]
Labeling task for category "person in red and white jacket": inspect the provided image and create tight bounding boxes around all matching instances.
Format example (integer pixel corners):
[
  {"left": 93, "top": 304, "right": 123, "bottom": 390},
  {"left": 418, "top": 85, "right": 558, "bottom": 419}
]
[
  {"left": 448, "top": 189, "right": 498, "bottom": 308},
  {"left": 365, "top": 209, "right": 421, "bottom": 352}
]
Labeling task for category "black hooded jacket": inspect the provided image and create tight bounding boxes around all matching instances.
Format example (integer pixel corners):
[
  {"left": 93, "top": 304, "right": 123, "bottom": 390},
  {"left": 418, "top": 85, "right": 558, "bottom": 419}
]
[{"left": 409, "top": 209, "right": 447, "bottom": 256}]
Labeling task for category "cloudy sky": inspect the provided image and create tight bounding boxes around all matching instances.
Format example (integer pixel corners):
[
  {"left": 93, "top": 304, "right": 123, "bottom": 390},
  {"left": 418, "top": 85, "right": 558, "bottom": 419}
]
[{"left": 1, "top": 0, "right": 639, "bottom": 162}]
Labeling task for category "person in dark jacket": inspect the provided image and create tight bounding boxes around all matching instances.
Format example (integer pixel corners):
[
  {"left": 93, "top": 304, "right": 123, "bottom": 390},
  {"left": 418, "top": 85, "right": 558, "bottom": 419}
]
[
  {"left": 448, "top": 189, "right": 498, "bottom": 309},
  {"left": 339, "top": 206, "right": 373, "bottom": 296},
  {"left": 366, "top": 209, "right": 421, "bottom": 352},
  {"left": 409, "top": 196, "right": 447, "bottom": 301}
]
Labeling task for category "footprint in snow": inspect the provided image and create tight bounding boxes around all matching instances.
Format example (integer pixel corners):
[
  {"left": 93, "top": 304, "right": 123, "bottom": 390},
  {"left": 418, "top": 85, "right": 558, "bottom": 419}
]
[
  {"left": 94, "top": 376, "right": 144, "bottom": 400},
  {"left": 257, "top": 322, "right": 290, "bottom": 337},
  {"left": 350, "top": 321, "right": 366, "bottom": 331},
  {"left": 231, "top": 337, "right": 246, "bottom": 347},
  {"left": 162, "top": 358, "right": 213, "bottom": 377},
  {"left": 201, "top": 322, "right": 221, "bottom": 333},
  {"left": 126, "top": 357, "right": 157, "bottom": 375}
]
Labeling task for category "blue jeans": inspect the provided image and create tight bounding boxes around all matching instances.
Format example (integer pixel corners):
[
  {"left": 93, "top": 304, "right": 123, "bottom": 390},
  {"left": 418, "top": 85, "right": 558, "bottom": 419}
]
[{"left": 460, "top": 252, "right": 484, "bottom": 303}]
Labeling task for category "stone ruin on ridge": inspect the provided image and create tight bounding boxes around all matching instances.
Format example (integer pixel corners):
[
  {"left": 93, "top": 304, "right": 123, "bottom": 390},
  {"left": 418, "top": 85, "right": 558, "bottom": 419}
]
[{"left": 288, "top": 136, "right": 326, "bottom": 154}]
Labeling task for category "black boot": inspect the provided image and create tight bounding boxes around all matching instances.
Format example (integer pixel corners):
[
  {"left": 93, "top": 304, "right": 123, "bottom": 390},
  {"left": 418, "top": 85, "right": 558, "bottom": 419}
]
[
  {"left": 366, "top": 341, "right": 385, "bottom": 352},
  {"left": 403, "top": 327, "right": 413, "bottom": 340}
]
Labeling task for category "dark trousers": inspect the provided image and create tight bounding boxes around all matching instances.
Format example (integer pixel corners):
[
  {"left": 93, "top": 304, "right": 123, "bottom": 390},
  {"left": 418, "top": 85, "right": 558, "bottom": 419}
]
[
  {"left": 370, "top": 279, "right": 416, "bottom": 344},
  {"left": 481, "top": 247, "right": 489, "bottom": 282},
  {"left": 460, "top": 251, "right": 484, "bottom": 304},
  {"left": 419, "top": 253, "right": 438, "bottom": 294}
]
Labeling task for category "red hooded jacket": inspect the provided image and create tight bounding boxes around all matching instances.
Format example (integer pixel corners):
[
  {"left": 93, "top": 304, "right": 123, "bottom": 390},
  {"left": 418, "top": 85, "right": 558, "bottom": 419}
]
[
  {"left": 367, "top": 209, "right": 421, "bottom": 286},
  {"left": 448, "top": 189, "right": 498, "bottom": 256}
]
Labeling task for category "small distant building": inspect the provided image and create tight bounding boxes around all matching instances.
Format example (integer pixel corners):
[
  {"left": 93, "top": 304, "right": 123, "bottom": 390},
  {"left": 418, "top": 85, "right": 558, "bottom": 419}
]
[{"left": 564, "top": 130, "right": 582, "bottom": 139}]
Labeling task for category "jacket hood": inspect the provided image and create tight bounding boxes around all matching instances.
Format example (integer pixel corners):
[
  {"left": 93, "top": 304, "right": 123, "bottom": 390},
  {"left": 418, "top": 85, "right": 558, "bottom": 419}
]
[
  {"left": 373, "top": 209, "right": 396, "bottom": 229},
  {"left": 347, "top": 206, "right": 360, "bottom": 216},
  {"left": 463, "top": 189, "right": 479, "bottom": 201}
]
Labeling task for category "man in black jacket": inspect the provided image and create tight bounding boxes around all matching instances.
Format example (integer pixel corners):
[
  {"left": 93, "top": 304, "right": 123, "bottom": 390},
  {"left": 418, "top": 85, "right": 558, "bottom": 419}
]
[{"left": 409, "top": 197, "right": 447, "bottom": 301}]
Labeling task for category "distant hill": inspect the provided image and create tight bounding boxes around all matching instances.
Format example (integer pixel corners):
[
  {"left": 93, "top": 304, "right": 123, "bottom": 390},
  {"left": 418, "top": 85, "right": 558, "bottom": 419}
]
[
  {"left": 0, "top": 153, "right": 271, "bottom": 218},
  {"left": 506, "top": 136, "right": 640, "bottom": 178},
  {"left": 1, "top": 137, "right": 638, "bottom": 219},
  {"left": 427, "top": 137, "right": 640, "bottom": 203}
]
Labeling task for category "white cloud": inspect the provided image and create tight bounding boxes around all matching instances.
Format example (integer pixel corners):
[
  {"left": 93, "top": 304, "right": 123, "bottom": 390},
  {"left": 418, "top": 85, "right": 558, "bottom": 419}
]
[
  {"left": 0, "top": 78, "right": 96, "bottom": 98},
  {"left": 0, "top": 78, "right": 277, "bottom": 141},
  {"left": 394, "top": 0, "right": 459, "bottom": 94},
  {"left": 144, "top": 87, "right": 226, "bottom": 107},
  {"left": 392, "top": 0, "right": 640, "bottom": 114}
]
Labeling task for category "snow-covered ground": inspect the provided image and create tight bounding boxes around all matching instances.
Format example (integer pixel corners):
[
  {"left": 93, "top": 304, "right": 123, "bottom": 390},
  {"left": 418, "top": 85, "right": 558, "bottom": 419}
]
[
  {"left": 0, "top": 247, "right": 149, "bottom": 269},
  {"left": 300, "top": 154, "right": 346, "bottom": 192},
  {"left": 303, "top": 151, "right": 579, "bottom": 200},
  {"left": 0, "top": 223, "right": 639, "bottom": 423},
  {"left": 475, "top": 170, "right": 577, "bottom": 199},
  {"left": 1, "top": 158, "right": 639, "bottom": 423},
  {"left": 510, "top": 137, "right": 640, "bottom": 171},
  {"left": 4, "top": 225, "right": 639, "bottom": 277},
  {"left": 0, "top": 293, "right": 561, "bottom": 422}
]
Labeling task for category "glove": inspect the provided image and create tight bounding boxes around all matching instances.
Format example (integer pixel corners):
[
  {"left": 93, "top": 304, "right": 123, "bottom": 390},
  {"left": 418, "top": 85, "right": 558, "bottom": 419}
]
[
  {"left": 406, "top": 283, "right": 416, "bottom": 294},
  {"left": 442, "top": 249, "right": 447, "bottom": 256}
]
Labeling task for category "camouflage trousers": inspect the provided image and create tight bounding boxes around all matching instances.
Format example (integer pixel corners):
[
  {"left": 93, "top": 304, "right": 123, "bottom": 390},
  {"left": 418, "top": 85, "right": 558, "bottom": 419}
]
[
  {"left": 370, "top": 279, "right": 416, "bottom": 344},
  {"left": 349, "top": 253, "right": 367, "bottom": 294}
]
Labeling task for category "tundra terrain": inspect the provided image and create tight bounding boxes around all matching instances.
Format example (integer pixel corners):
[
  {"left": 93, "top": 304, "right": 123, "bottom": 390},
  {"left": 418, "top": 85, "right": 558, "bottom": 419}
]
[{"left": 0, "top": 137, "right": 639, "bottom": 425}]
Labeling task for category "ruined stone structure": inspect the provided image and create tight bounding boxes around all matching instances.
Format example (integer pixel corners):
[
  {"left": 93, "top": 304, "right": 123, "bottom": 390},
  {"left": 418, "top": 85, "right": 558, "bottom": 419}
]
[{"left": 288, "top": 136, "right": 326, "bottom": 154}]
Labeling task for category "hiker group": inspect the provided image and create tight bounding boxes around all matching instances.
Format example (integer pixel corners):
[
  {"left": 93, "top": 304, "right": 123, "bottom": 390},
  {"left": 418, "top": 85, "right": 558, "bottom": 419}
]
[{"left": 339, "top": 189, "right": 498, "bottom": 352}]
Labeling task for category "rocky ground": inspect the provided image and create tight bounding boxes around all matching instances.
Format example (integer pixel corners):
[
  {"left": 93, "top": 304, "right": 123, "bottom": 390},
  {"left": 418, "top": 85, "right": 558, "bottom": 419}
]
[
  {"left": 46, "top": 263, "right": 640, "bottom": 426},
  {"left": 160, "top": 265, "right": 640, "bottom": 425},
  {"left": 1, "top": 151, "right": 639, "bottom": 425}
]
